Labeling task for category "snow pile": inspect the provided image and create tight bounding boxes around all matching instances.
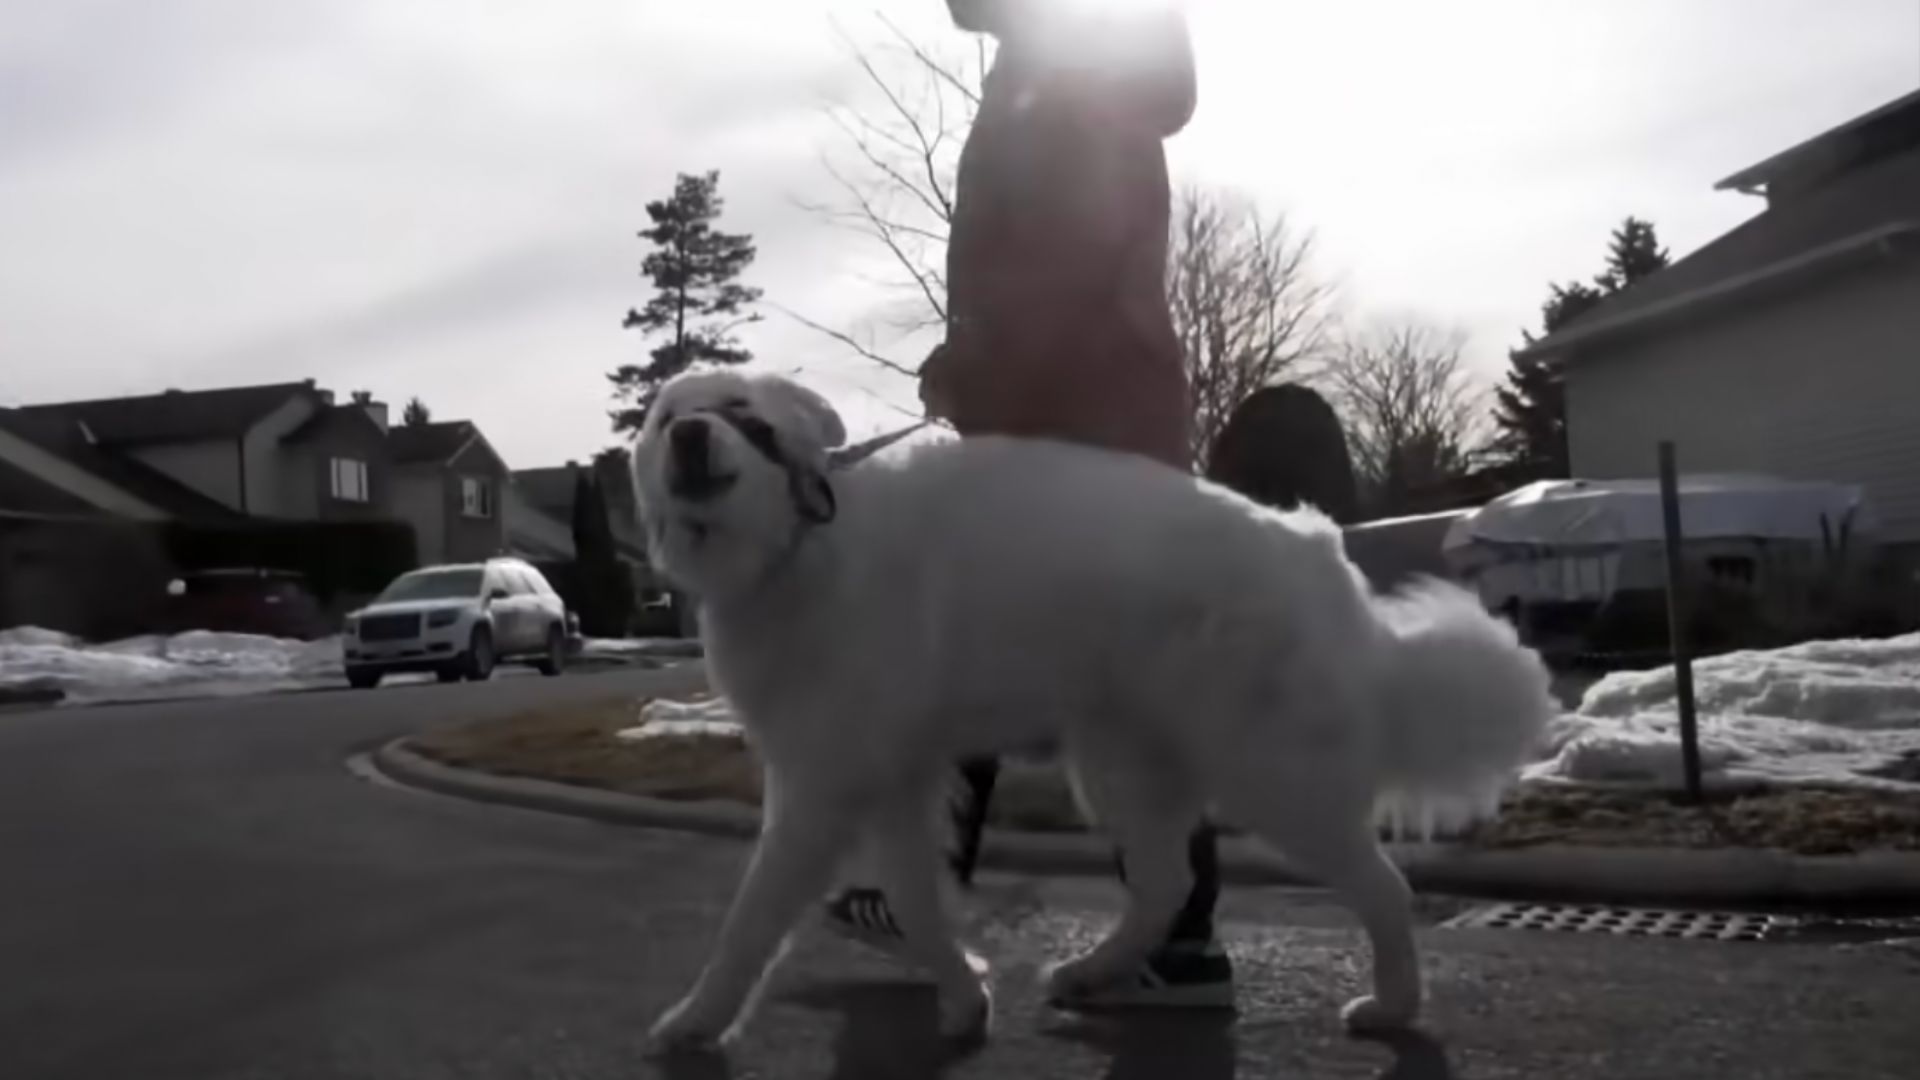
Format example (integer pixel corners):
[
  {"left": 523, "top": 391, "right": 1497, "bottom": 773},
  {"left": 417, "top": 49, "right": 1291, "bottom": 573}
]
[
  {"left": 616, "top": 695, "right": 743, "bottom": 743},
  {"left": 0, "top": 626, "right": 342, "bottom": 704},
  {"left": 1530, "top": 631, "right": 1920, "bottom": 789},
  {"left": 579, "top": 637, "right": 704, "bottom": 661}
]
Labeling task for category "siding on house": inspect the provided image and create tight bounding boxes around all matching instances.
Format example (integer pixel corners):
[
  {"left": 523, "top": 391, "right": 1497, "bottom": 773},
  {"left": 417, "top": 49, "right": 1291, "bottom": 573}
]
[
  {"left": 443, "top": 441, "right": 507, "bottom": 562},
  {"left": 242, "top": 396, "right": 321, "bottom": 516},
  {"left": 279, "top": 406, "right": 395, "bottom": 521},
  {"left": 1567, "top": 260, "right": 1920, "bottom": 540},
  {"left": 131, "top": 438, "right": 245, "bottom": 511},
  {"left": 391, "top": 468, "right": 447, "bottom": 563}
]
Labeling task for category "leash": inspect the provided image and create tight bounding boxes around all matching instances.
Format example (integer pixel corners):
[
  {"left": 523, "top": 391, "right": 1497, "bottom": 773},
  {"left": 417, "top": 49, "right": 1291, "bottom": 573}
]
[{"left": 829, "top": 421, "right": 935, "bottom": 471}]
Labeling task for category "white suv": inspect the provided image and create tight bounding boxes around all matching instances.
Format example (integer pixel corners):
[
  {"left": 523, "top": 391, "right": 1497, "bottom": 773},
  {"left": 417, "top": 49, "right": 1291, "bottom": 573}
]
[{"left": 343, "top": 558, "right": 571, "bottom": 689}]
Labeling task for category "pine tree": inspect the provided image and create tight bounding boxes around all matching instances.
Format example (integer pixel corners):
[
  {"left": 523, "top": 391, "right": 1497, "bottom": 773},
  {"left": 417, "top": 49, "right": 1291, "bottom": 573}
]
[
  {"left": 569, "top": 466, "right": 631, "bottom": 637},
  {"left": 1596, "top": 216, "right": 1671, "bottom": 293},
  {"left": 1492, "top": 218, "right": 1671, "bottom": 478},
  {"left": 401, "top": 397, "right": 431, "bottom": 427},
  {"left": 609, "top": 170, "right": 763, "bottom": 433}
]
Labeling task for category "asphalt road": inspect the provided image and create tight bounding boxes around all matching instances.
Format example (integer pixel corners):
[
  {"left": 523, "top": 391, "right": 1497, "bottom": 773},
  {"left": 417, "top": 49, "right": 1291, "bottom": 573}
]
[{"left": 2, "top": 671, "right": 1917, "bottom": 1080}]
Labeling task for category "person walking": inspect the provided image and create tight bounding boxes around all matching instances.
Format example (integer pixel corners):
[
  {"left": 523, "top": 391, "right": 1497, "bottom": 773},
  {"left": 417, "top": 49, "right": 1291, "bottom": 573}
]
[{"left": 822, "top": 0, "right": 1232, "bottom": 1009}]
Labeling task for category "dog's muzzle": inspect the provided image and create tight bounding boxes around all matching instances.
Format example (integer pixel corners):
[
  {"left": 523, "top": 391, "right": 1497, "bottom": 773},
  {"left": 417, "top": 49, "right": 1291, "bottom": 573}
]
[{"left": 666, "top": 417, "right": 738, "bottom": 502}]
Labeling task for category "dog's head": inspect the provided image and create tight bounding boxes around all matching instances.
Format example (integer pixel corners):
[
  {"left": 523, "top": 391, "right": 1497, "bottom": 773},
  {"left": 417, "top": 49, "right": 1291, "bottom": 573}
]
[{"left": 630, "top": 371, "right": 847, "bottom": 602}]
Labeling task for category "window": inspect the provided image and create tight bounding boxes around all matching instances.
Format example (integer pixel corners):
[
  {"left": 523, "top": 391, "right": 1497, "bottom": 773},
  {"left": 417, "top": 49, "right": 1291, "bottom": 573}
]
[
  {"left": 461, "top": 476, "right": 494, "bottom": 518},
  {"left": 330, "top": 457, "right": 369, "bottom": 503}
]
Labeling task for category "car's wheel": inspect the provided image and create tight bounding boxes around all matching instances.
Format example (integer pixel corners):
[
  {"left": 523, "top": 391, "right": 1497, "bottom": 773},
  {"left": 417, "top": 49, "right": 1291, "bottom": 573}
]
[
  {"left": 346, "top": 667, "right": 381, "bottom": 690},
  {"left": 434, "top": 666, "right": 462, "bottom": 684},
  {"left": 534, "top": 624, "right": 566, "bottom": 677},
  {"left": 462, "top": 626, "right": 495, "bottom": 681}
]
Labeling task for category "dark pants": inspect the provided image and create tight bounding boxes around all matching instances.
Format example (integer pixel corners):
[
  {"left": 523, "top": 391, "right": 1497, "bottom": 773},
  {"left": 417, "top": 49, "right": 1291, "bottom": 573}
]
[{"left": 945, "top": 755, "right": 1219, "bottom": 945}]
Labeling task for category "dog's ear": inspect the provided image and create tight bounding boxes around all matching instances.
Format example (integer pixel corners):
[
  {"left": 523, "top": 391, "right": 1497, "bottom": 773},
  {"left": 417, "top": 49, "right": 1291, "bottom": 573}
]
[
  {"left": 754, "top": 377, "right": 847, "bottom": 452},
  {"left": 790, "top": 466, "right": 837, "bottom": 525}
]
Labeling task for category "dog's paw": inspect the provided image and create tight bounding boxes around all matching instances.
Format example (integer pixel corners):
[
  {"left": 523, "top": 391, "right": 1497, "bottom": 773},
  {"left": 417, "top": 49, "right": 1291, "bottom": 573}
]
[
  {"left": 1340, "top": 994, "right": 1417, "bottom": 1034},
  {"left": 645, "top": 996, "right": 734, "bottom": 1058},
  {"left": 939, "top": 977, "right": 993, "bottom": 1049},
  {"left": 1040, "top": 955, "right": 1111, "bottom": 1006}
]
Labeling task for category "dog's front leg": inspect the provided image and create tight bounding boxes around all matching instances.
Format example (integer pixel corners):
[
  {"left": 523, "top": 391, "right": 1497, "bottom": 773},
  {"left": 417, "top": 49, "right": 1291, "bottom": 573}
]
[
  {"left": 647, "top": 777, "right": 853, "bottom": 1055},
  {"left": 868, "top": 793, "right": 993, "bottom": 1048}
]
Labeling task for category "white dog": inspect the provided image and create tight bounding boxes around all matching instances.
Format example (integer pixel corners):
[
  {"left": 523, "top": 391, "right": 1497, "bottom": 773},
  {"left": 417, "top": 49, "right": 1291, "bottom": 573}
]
[{"left": 631, "top": 369, "right": 1556, "bottom": 1055}]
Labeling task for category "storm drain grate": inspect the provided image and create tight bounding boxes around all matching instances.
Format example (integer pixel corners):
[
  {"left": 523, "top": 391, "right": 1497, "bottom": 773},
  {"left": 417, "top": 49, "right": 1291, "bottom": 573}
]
[{"left": 1443, "top": 902, "right": 1779, "bottom": 942}]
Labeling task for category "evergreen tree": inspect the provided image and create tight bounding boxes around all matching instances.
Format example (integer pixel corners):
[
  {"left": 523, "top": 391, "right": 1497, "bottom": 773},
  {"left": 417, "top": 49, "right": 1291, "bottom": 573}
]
[
  {"left": 1596, "top": 216, "right": 1671, "bottom": 293},
  {"left": 568, "top": 466, "right": 632, "bottom": 637},
  {"left": 401, "top": 397, "right": 431, "bottom": 427},
  {"left": 1492, "top": 218, "right": 1671, "bottom": 478},
  {"left": 609, "top": 170, "right": 762, "bottom": 433}
]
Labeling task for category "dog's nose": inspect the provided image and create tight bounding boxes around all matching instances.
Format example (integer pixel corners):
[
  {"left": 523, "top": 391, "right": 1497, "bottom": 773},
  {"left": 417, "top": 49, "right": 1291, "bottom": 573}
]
[{"left": 671, "top": 417, "right": 711, "bottom": 456}]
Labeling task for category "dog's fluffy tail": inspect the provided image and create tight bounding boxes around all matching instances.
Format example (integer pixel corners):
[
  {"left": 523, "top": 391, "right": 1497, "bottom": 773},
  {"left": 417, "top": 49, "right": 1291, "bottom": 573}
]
[{"left": 1367, "top": 577, "right": 1558, "bottom": 839}]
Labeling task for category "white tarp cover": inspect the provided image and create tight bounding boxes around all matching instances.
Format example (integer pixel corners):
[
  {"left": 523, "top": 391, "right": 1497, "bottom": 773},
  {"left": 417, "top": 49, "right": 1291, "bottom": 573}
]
[{"left": 1443, "top": 475, "right": 1875, "bottom": 554}]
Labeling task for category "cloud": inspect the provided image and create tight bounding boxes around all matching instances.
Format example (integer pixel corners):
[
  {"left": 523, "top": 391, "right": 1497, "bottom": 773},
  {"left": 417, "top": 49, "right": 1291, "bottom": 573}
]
[{"left": 2, "top": 0, "right": 1916, "bottom": 468}]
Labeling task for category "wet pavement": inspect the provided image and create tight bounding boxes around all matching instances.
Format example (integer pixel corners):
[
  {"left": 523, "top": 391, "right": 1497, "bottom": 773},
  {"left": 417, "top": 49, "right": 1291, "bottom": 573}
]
[{"left": 2, "top": 673, "right": 1916, "bottom": 1079}]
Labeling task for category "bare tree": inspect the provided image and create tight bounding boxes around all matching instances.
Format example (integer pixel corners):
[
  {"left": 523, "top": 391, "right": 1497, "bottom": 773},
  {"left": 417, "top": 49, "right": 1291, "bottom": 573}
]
[
  {"left": 1170, "top": 187, "right": 1333, "bottom": 463},
  {"left": 1324, "top": 320, "right": 1487, "bottom": 513},
  {"left": 797, "top": 17, "right": 1333, "bottom": 460},
  {"left": 785, "top": 16, "right": 989, "bottom": 385}
]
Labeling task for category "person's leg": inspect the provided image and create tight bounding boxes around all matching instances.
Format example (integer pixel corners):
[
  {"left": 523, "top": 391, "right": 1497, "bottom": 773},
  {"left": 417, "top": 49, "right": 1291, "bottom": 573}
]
[
  {"left": 823, "top": 756, "right": 1000, "bottom": 950},
  {"left": 948, "top": 756, "right": 1001, "bottom": 885},
  {"left": 1061, "top": 821, "right": 1232, "bottom": 1009},
  {"left": 1166, "top": 822, "right": 1221, "bottom": 944}
]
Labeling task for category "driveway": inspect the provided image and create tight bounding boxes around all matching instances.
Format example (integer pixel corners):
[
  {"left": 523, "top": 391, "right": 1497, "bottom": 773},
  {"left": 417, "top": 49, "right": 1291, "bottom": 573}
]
[{"left": 1, "top": 672, "right": 1915, "bottom": 1079}]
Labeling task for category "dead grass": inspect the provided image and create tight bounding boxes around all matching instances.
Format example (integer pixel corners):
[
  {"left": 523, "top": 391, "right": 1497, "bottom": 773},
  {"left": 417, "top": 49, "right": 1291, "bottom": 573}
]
[
  {"left": 1468, "top": 784, "right": 1920, "bottom": 855},
  {"left": 408, "top": 698, "right": 1920, "bottom": 855},
  {"left": 409, "top": 696, "right": 763, "bottom": 805}
]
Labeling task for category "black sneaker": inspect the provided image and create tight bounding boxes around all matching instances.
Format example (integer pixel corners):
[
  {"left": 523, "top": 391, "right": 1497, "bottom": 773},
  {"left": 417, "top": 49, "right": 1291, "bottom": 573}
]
[
  {"left": 823, "top": 887, "right": 909, "bottom": 957},
  {"left": 1053, "top": 941, "right": 1237, "bottom": 1010}
]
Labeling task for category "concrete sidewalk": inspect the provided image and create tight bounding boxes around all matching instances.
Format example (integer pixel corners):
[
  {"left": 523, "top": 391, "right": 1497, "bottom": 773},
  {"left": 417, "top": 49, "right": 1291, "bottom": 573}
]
[{"left": 376, "top": 738, "right": 1920, "bottom": 907}]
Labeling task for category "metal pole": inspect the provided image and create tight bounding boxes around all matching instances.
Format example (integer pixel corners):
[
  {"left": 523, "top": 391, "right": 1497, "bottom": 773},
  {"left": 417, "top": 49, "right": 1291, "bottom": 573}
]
[{"left": 1657, "top": 441, "right": 1704, "bottom": 803}]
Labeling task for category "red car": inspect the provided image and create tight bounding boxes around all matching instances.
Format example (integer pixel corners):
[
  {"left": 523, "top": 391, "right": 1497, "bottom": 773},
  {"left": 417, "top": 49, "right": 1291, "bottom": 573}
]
[{"left": 160, "top": 568, "right": 332, "bottom": 641}]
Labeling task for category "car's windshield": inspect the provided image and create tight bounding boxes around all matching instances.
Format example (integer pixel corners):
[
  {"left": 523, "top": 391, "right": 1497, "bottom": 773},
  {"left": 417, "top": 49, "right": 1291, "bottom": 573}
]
[{"left": 375, "top": 569, "right": 482, "bottom": 604}]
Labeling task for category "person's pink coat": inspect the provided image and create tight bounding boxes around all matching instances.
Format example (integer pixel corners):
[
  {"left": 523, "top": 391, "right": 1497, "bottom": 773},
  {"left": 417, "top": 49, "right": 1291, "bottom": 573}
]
[{"left": 926, "top": 6, "right": 1196, "bottom": 470}]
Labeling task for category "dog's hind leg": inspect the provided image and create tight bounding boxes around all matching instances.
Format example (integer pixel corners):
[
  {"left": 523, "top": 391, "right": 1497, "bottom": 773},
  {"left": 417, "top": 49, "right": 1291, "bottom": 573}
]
[
  {"left": 867, "top": 787, "right": 994, "bottom": 1046},
  {"left": 1042, "top": 745, "right": 1203, "bottom": 1004},
  {"left": 647, "top": 770, "right": 857, "bottom": 1055},
  {"left": 1215, "top": 764, "right": 1422, "bottom": 1032}
]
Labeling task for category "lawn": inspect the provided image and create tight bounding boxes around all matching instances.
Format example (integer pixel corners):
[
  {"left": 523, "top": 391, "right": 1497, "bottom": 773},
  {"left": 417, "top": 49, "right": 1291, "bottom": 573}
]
[{"left": 405, "top": 696, "right": 1920, "bottom": 856}]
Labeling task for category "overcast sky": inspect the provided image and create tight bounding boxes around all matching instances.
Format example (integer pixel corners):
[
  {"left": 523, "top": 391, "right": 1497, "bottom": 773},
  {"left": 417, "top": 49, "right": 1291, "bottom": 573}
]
[{"left": 4, "top": 1, "right": 1916, "bottom": 469}]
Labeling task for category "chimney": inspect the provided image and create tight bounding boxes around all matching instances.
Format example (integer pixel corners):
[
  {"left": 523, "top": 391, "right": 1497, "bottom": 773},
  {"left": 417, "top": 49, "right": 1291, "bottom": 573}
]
[{"left": 362, "top": 401, "right": 390, "bottom": 432}]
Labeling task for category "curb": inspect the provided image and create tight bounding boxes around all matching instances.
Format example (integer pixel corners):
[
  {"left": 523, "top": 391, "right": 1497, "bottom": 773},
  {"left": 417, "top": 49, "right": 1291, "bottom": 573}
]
[{"left": 371, "top": 739, "right": 1920, "bottom": 908}]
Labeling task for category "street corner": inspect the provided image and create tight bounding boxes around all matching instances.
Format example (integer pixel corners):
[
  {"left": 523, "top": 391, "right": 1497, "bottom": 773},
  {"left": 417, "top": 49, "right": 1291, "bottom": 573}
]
[{"left": 695, "top": 874, "right": 1920, "bottom": 1080}]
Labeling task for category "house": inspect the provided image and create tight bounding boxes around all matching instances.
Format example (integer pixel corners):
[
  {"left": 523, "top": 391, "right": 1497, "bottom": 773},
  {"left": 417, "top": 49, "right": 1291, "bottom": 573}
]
[
  {"left": 385, "top": 421, "right": 511, "bottom": 564},
  {"left": 1, "top": 380, "right": 520, "bottom": 632},
  {"left": 1, "top": 403, "right": 253, "bottom": 634},
  {"left": 10, "top": 381, "right": 399, "bottom": 520},
  {"left": 1520, "top": 87, "right": 1920, "bottom": 560}
]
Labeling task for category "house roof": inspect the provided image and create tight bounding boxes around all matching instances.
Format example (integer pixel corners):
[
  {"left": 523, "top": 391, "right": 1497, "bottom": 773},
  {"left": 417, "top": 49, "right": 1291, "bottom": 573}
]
[
  {"left": 0, "top": 407, "right": 244, "bottom": 521},
  {"left": 510, "top": 460, "right": 648, "bottom": 561},
  {"left": 281, "top": 402, "right": 387, "bottom": 444},
  {"left": 387, "top": 421, "right": 480, "bottom": 465},
  {"left": 511, "top": 465, "right": 576, "bottom": 518},
  {"left": 1521, "top": 145, "right": 1920, "bottom": 364},
  {"left": 1716, "top": 87, "right": 1920, "bottom": 197},
  {"left": 0, "top": 456, "right": 103, "bottom": 518},
  {"left": 16, "top": 381, "right": 316, "bottom": 446}
]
